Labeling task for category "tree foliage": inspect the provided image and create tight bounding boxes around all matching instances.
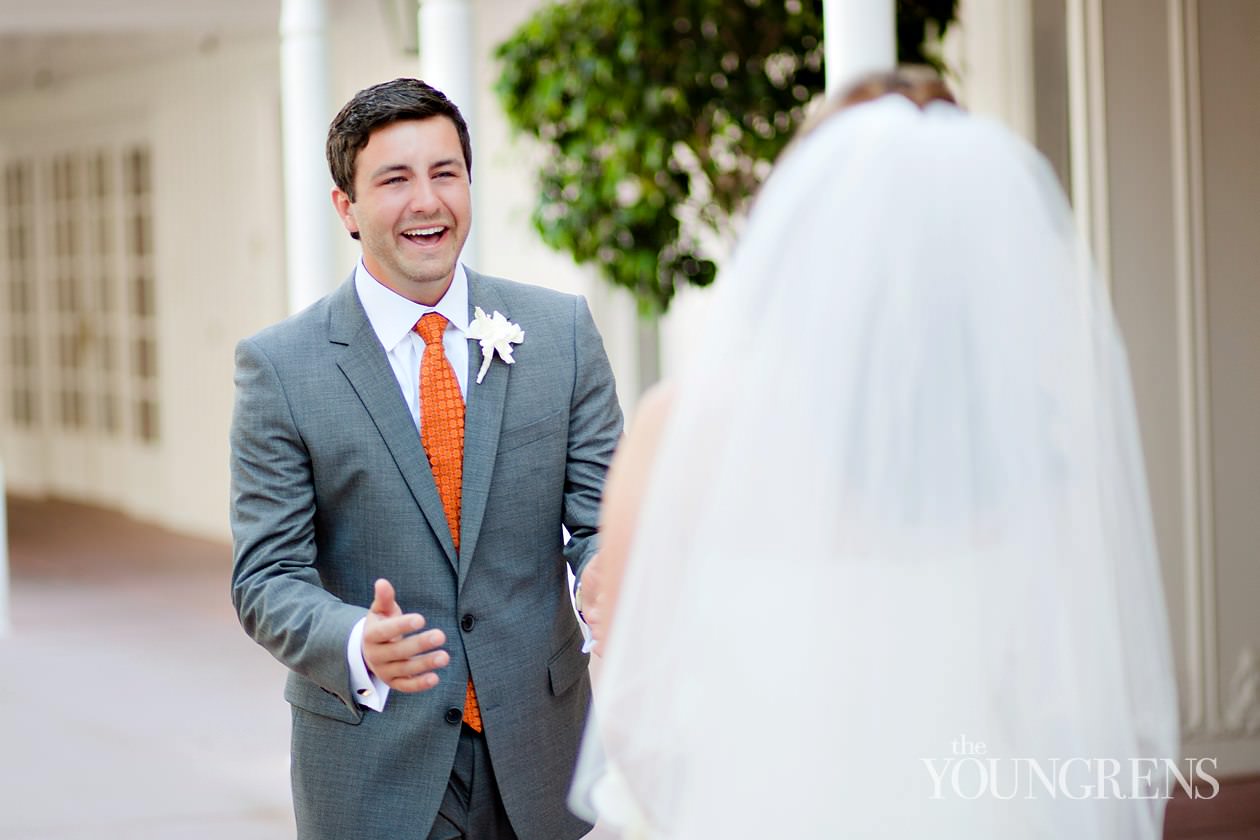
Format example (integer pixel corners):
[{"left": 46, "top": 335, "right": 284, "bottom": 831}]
[{"left": 495, "top": 0, "right": 957, "bottom": 313}]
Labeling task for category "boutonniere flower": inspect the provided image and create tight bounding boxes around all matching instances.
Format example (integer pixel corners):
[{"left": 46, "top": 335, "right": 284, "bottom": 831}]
[{"left": 467, "top": 306, "right": 525, "bottom": 384}]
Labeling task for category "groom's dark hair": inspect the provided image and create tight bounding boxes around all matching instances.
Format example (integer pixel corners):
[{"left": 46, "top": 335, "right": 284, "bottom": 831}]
[{"left": 326, "top": 77, "right": 472, "bottom": 204}]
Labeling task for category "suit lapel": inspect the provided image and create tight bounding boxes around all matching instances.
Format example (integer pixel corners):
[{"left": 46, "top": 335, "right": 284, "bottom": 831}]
[
  {"left": 328, "top": 277, "right": 459, "bottom": 570},
  {"left": 458, "top": 269, "right": 509, "bottom": 584}
]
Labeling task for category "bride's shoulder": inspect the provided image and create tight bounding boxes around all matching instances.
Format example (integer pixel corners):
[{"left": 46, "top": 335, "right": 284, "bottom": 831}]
[{"left": 630, "top": 380, "right": 676, "bottom": 445}]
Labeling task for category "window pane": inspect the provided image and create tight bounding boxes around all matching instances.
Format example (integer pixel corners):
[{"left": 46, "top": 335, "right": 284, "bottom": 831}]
[
  {"left": 101, "top": 393, "right": 118, "bottom": 434},
  {"left": 134, "top": 337, "right": 155, "bottom": 379},
  {"left": 138, "top": 399, "right": 158, "bottom": 443}
]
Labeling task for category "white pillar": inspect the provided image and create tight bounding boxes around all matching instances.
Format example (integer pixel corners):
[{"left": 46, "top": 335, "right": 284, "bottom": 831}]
[
  {"left": 950, "top": 0, "right": 1036, "bottom": 140},
  {"left": 824, "top": 0, "right": 897, "bottom": 95},
  {"left": 418, "top": 0, "right": 480, "bottom": 271},
  {"left": 280, "top": 0, "right": 337, "bottom": 314},
  {"left": 1065, "top": 0, "right": 1110, "bottom": 290},
  {"left": 0, "top": 461, "right": 9, "bottom": 637}
]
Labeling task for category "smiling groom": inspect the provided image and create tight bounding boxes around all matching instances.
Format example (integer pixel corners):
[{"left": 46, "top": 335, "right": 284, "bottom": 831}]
[{"left": 229, "top": 78, "right": 622, "bottom": 839}]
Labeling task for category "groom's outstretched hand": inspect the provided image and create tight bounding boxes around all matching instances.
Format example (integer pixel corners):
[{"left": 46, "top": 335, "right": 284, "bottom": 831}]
[{"left": 362, "top": 578, "right": 449, "bottom": 693}]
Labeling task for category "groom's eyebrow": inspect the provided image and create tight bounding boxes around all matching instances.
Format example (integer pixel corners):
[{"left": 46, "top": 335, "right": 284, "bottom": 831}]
[
  {"left": 368, "top": 163, "right": 413, "bottom": 180},
  {"left": 429, "top": 157, "right": 465, "bottom": 173}
]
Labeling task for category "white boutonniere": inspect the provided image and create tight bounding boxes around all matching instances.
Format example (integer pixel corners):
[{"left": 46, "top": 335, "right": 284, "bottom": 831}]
[{"left": 467, "top": 306, "right": 525, "bottom": 384}]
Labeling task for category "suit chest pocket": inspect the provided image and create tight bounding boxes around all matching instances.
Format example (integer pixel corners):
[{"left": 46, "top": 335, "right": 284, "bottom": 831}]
[{"left": 497, "top": 409, "right": 566, "bottom": 454}]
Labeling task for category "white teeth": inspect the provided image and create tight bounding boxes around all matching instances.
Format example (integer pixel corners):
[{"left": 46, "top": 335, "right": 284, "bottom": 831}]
[{"left": 404, "top": 226, "right": 444, "bottom": 237}]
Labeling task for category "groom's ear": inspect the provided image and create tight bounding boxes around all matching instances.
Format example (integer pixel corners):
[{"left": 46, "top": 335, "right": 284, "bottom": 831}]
[{"left": 331, "top": 187, "right": 361, "bottom": 241}]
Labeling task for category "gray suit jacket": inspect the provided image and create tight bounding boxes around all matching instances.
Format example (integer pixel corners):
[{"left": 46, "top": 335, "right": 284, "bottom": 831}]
[{"left": 229, "top": 268, "right": 622, "bottom": 839}]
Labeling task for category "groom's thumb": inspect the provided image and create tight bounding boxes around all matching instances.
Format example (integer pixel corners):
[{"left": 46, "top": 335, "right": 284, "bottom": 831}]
[{"left": 370, "top": 578, "right": 400, "bottom": 618}]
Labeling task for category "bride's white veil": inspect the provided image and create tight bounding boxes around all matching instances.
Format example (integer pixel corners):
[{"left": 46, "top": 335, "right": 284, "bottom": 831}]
[{"left": 573, "top": 95, "right": 1179, "bottom": 838}]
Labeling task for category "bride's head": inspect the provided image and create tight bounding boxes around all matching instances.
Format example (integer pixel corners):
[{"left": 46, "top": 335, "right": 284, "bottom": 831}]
[
  {"left": 778, "top": 65, "right": 958, "bottom": 181},
  {"left": 836, "top": 65, "right": 958, "bottom": 110}
]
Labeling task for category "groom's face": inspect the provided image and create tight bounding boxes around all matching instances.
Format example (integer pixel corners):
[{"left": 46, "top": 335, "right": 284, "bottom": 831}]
[{"left": 332, "top": 116, "right": 472, "bottom": 306}]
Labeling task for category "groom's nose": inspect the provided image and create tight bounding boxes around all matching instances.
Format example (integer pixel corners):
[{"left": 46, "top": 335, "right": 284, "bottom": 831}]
[{"left": 407, "top": 180, "right": 442, "bottom": 215}]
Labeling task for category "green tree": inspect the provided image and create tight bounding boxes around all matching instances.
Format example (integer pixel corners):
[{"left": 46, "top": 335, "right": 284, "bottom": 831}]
[{"left": 496, "top": 0, "right": 956, "bottom": 314}]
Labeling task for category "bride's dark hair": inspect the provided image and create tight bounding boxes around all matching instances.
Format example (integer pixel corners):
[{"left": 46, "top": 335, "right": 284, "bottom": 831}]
[
  {"left": 837, "top": 65, "right": 957, "bottom": 110},
  {"left": 780, "top": 66, "right": 957, "bottom": 165}
]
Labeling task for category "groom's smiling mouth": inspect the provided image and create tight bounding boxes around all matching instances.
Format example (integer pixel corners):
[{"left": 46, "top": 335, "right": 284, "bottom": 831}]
[{"left": 401, "top": 224, "right": 448, "bottom": 246}]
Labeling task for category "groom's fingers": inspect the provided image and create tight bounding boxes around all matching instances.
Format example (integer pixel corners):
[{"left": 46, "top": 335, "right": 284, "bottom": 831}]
[
  {"left": 372, "top": 638, "right": 451, "bottom": 693},
  {"left": 370, "top": 578, "right": 401, "bottom": 618},
  {"left": 372, "top": 627, "right": 447, "bottom": 662},
  {"left": 389, "top": 671, "right": 443, "bottom": 693},
  {"left": 377, "top": 646, "right": 450, "bottom": 680},
  {"left": 364, "top": 612, "right": 429, "bottom": 645}
]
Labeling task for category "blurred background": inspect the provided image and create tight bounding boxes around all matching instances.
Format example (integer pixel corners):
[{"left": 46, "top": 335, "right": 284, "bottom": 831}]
[{"left": 0, "top": 0, "right": 1256, "bottom": 836}]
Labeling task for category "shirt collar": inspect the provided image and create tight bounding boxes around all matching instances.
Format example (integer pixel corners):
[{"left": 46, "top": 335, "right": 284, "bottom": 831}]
[{"left": 354, "top": 261, "right": 470, "bottom": 353}]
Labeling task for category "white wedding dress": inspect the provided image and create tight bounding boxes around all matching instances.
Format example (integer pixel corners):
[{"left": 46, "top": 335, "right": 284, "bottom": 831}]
[{"left": 571, "top": 96, "right": 1179, "bottom": 839}]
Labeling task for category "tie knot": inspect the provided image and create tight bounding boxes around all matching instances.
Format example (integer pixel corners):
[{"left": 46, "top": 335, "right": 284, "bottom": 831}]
[{"left": 415, "top": 312, "right": 448, "bottom": 346}]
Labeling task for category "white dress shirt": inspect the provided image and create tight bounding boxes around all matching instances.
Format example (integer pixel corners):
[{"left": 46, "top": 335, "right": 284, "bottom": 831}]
[{"left": 346, "top": 260, "right": 470, "bottom": 712}]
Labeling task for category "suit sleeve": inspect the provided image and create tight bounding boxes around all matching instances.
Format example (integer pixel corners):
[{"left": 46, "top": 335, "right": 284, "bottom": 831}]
[
  {"left": 229, "top": 336, "right": 365, "bottom": 715},
  {"left": 562, "top": 296, "right": 625, "bottom": 581}
]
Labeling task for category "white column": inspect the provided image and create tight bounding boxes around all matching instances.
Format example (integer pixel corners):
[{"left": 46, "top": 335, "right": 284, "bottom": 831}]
[
  {"left": 418, "top": 0, "right": 480, "bottom": 271},
  {"left": 951, "top": 0, "right": 1036, "bottom": 139},
  {"left": 824, "top": 0, "right": 897, "bottom": 95},
  {"left": 0, "top": 461, "right": 9, "bottom": 637},
  {"left": 280, "top": 0, "right": 337, "bottom": 314},
  {"left": 1065, "top": 0, "right": 1111, "bottom": 290}
]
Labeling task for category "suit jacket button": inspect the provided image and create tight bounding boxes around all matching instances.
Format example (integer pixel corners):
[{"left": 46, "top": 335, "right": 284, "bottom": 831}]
[
  {"left": 461, "top": 614, "right": 476, "bottom": 632},
  {"left": 445, "top": 707, "right": 462, "bottom": 725}
]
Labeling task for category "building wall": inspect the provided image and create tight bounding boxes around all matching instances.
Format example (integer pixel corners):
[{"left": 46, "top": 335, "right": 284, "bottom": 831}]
[
  {"left": 1187, "top": 0, "right": 1260, "bottom": 770},
  {"left": 1099, "top": 0, "right": 1190, "bottom": 730},
  {"left": 0, "top": 34, "right": 287, "bottom": 538},
  {"left": 1100, "top": 0, "right": 1260, "bottom": 773}
]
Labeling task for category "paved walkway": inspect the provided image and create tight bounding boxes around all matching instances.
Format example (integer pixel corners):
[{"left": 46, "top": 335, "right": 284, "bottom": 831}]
[
  {"left": 0, "top": 496, "right": 617, "bottom": 840},
  {"left": 0, "top": 496, "right": 293, "bottom": 839}
]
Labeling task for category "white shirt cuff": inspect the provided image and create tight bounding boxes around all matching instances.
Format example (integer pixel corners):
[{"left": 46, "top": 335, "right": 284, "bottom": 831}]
[{"left": 347, "top": 616, "right": 390, "bottom": 712}]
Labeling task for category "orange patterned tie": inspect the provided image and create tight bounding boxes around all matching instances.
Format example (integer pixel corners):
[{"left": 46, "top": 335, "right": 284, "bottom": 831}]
[{"left": 415, "top": 313, "right": 482, "bottom": 733}]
